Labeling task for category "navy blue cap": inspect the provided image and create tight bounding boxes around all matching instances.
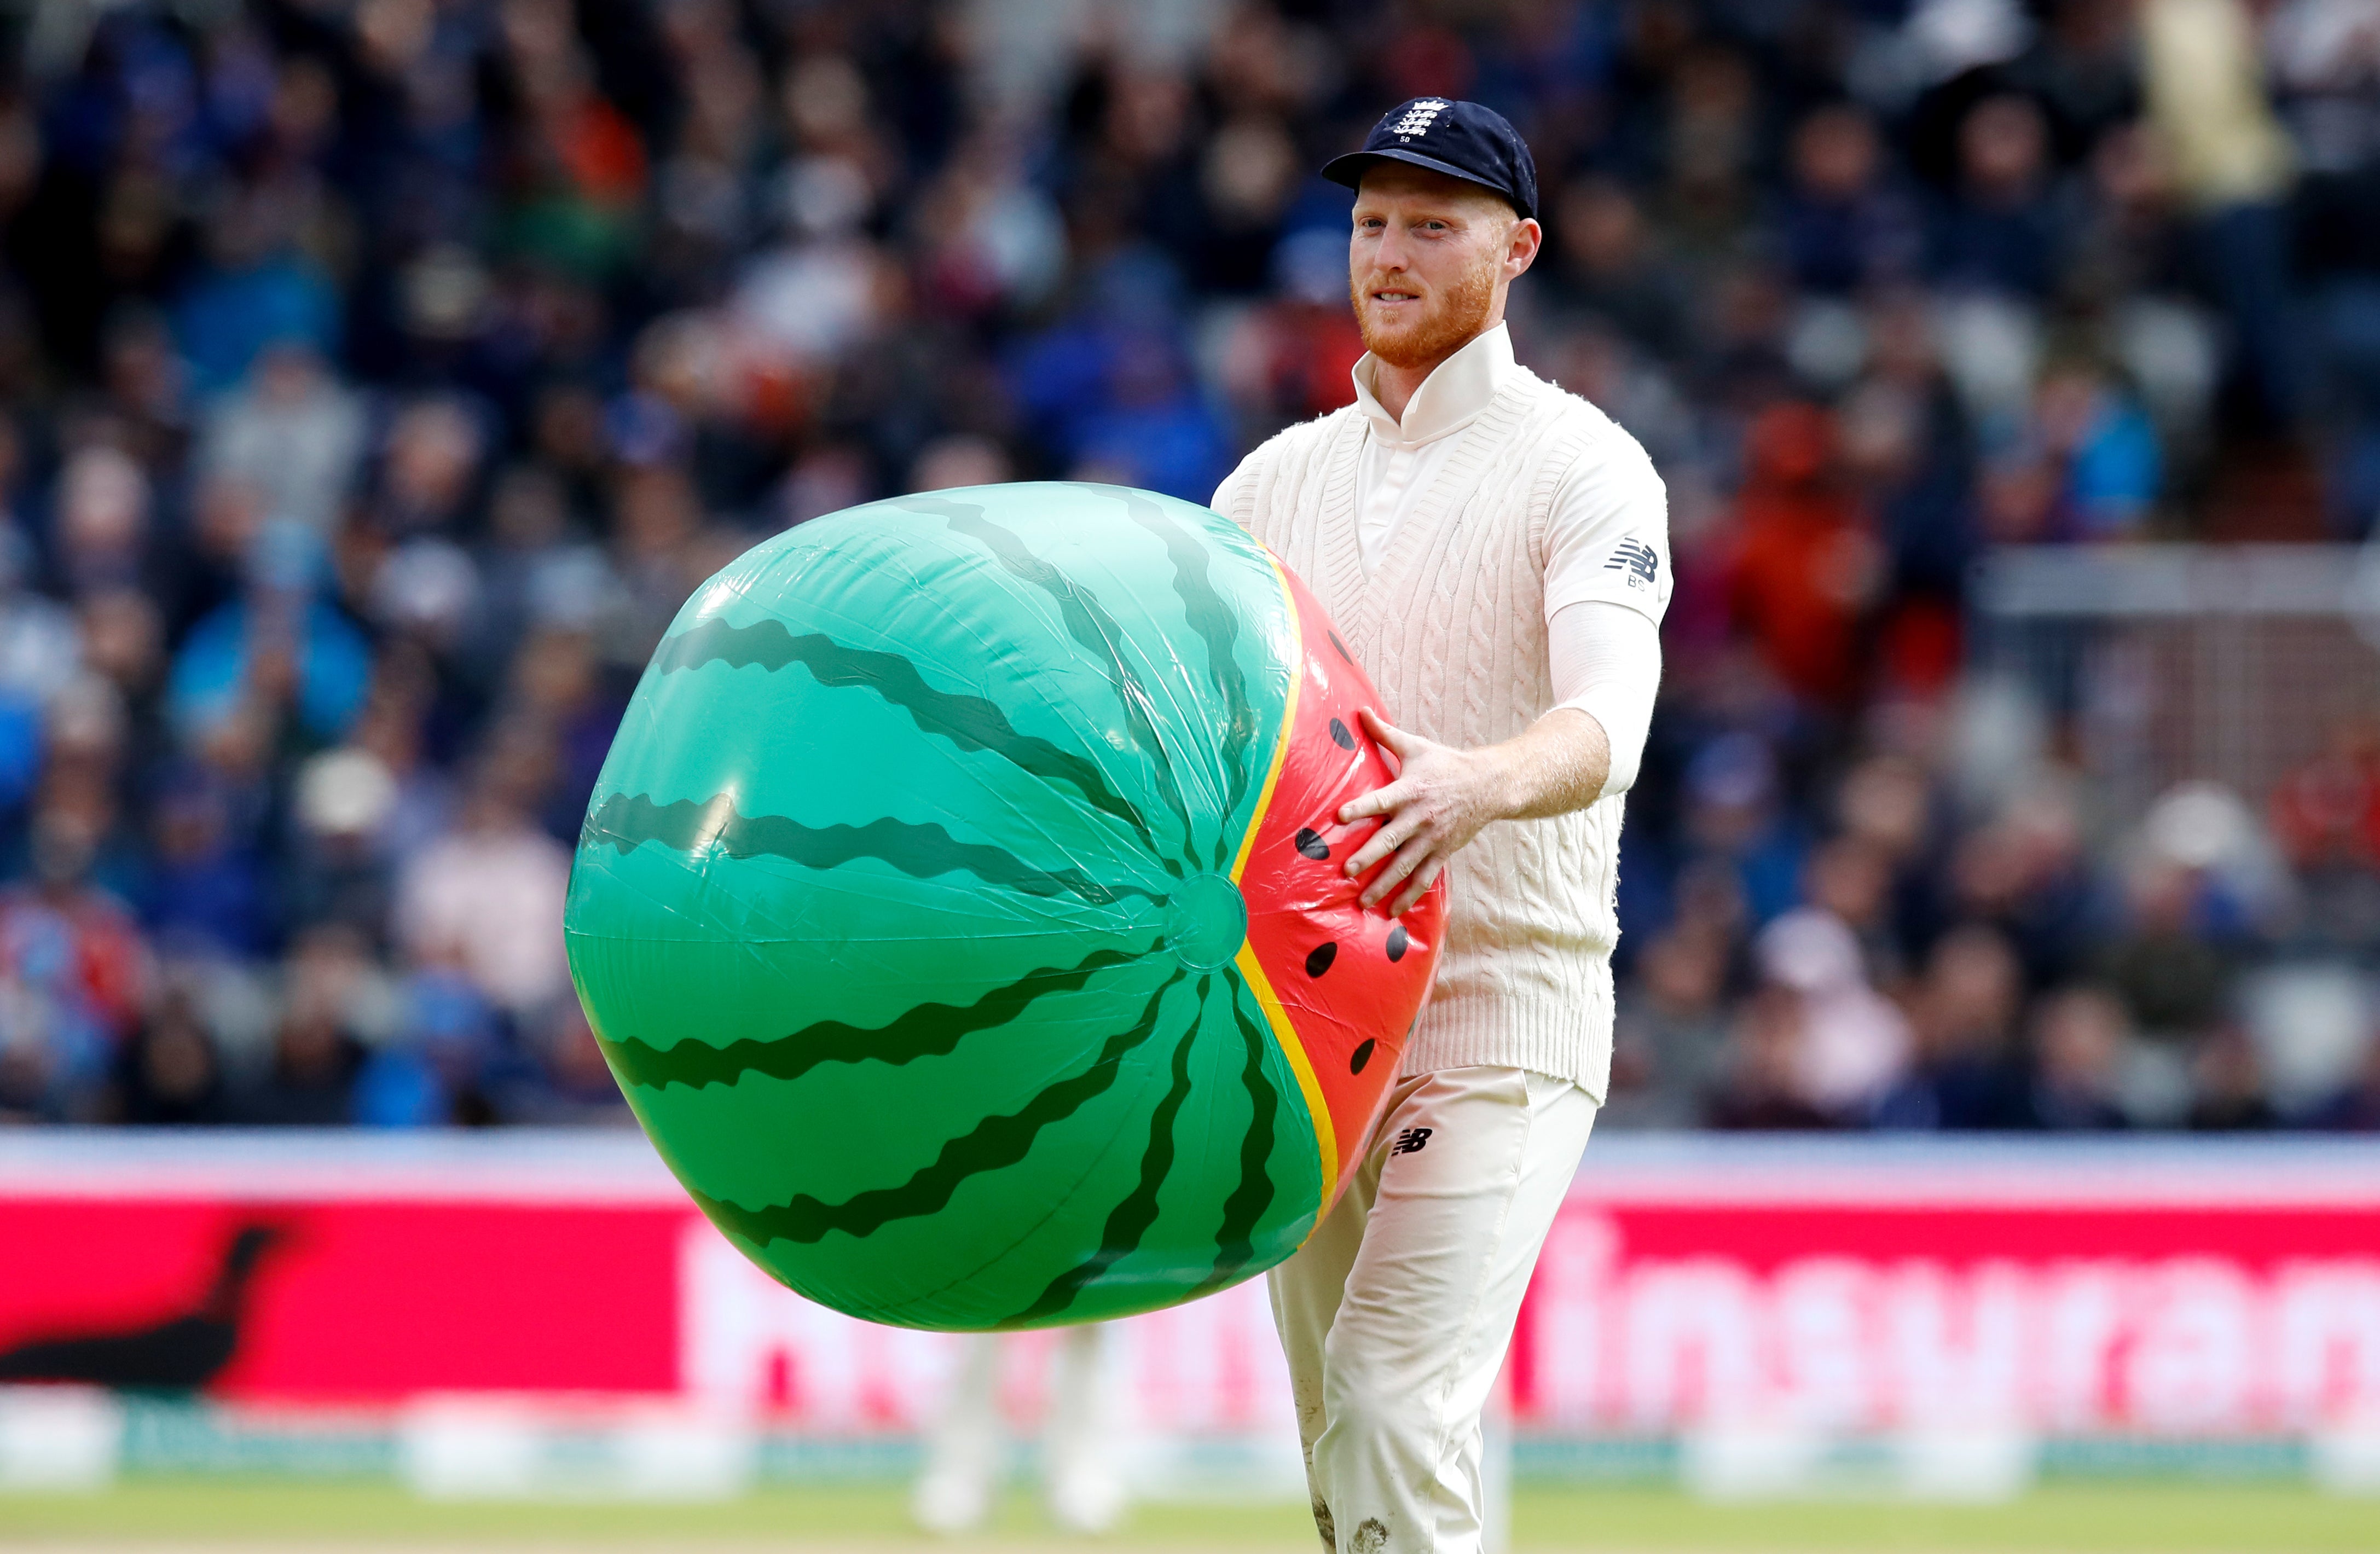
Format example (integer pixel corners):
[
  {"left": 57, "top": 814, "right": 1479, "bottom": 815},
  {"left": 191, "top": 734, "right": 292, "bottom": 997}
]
[{"left": 1322, "top": 97, "right": 1539, "bottom": 221}]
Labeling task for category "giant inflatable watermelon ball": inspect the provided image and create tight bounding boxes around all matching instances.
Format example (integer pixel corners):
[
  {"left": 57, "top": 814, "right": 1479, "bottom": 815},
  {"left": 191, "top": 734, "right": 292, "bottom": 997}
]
[{"left": 565, "top": 482, "right": 1445, "bottom": 1330}]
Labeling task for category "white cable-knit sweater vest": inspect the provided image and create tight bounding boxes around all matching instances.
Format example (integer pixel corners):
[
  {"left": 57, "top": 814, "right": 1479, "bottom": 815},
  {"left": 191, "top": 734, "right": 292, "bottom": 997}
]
[{"left": 1214, "top": 372, "right": 1626, "bottom": 1098}]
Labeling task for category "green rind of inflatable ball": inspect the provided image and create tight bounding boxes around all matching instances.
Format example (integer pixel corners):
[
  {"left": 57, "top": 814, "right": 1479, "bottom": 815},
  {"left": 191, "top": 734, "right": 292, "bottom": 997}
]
[{"left": 565, "top": 482, "right": 1445, "bottom": 1330}]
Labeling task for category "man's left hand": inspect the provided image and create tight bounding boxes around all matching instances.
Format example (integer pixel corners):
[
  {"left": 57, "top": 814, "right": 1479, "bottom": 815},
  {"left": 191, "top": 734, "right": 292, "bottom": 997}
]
[{"left": 1337, "top": 708, "right": 1508, "bottom": 917}]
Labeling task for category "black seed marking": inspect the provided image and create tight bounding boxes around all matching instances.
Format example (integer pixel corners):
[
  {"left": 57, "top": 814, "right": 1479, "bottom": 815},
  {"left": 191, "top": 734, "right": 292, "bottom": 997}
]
[
  {"left": 1350, "top": 1038, "right": 1375, "bottom": 1075},
  {"left": 1305, "top": 942, "right": 1337, "bottom": 978},
  {"left": 692, "top": 970, "right": 1185, "bottom": 1246},
  {"left": 652, "top": 619, "right": 1156, "bottom": 856},
  {"left": 1294, "top": 827, "right": 1330, "bottom": 861},
  {"left": 1187, "top": 972, "right": 1284, "bottom": 1301},
  {"left": 1328, "top": 718, "right": 1356, "bottom": 750},
  {"left": 1005, "top": 974, "right": 1206, "bottom": 1324},
  {"left": 597, "top": 941, "right": 1159, "bottom": 1091},
  {"left": 1327, "top": 631, "right": 1351, "bottom": 664},
  {"left": 582, "top": 792, "right": 1163, "bottom": 908},
  {"left": 1386, "top": 925, "right": 1409, "bottom": 962},
  {"left": 907, "top": 495, "right": 1198, "bottom": 868},
  {"left": 1096, "top": 485, "right": 1260, "bottom": 872}
]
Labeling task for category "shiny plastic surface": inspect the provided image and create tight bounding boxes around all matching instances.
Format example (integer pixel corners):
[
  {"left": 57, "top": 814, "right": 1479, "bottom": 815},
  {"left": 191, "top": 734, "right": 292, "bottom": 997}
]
[{"left": 564, "top": 482, "right": 1444, "bottom": 1329}]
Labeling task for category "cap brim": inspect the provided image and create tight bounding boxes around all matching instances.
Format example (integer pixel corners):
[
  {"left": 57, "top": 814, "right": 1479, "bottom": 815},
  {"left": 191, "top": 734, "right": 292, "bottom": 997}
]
[{"left": 1319, "top": 148, "right": 1531, "bottom": 217}]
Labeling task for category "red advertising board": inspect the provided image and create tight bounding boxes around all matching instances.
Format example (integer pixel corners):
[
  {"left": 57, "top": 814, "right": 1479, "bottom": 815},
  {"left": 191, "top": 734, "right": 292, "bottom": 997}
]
[
  {"left": 2, "top": 1135, "right": 2375, "bottom": 1436},
  {"left": 1525, "top": 1146, "right": 2380, "bottom": 1436}
]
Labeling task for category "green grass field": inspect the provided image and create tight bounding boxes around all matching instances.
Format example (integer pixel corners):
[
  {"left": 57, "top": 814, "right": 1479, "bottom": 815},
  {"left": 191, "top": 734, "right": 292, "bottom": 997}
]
[{"left": 0, "top": 1482, "right": 2375, "bottom": 1552}]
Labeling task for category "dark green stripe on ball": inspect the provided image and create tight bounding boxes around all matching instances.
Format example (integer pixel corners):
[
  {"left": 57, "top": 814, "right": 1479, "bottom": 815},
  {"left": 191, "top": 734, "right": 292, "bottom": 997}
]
[
  {"left": 598, "top": 940, "right": 1162, "bottom": 1092},
  {"left": 1005, "top": 973, "right": 1209, "bottom": 1325},
  {"left": 690, "top": 970, "right": 1186, "bottom": 1247},
  {"left": 906, "top": 495, "right": 1200, "bottom": 868},
  {"left": 1189, "top": 972, "right": 1285, "bottom": 1299},
  {"left": 1105, "top": 486, "right": 1264, "bottom": 872},
  {"left": 582, "top": 791, "right": 1164, "bottom": 907},
  {"left": 652, "top": 619, "right": 1157, "bottom": 855}
]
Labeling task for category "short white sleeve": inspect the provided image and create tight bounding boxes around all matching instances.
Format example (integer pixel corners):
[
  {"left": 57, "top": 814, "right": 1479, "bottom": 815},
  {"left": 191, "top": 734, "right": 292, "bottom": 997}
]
[{"left": 1542, "top": 430, "right": 1672, "bottom": 625}]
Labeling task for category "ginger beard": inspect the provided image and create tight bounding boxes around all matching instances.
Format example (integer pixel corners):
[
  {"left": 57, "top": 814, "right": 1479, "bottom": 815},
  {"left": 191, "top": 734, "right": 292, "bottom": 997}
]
[{"left": 1350, "top": 228, "right": 1506, "bottom": 371}]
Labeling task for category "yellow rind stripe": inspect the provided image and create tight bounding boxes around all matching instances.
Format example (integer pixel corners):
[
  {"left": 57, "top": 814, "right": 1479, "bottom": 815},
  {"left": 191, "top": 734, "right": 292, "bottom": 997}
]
[
  {"left": 1234, "top": 941, "right": 1336, "bottom": 1211},
  {"left": 1227, "top": 556, "right": 1338, "bottom": 1213}
]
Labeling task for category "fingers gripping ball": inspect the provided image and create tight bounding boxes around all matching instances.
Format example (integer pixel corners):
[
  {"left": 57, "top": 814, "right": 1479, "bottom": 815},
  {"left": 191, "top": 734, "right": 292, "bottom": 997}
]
[{"left": 565, "top": 483, "right": 1446, "bottom": 1330}]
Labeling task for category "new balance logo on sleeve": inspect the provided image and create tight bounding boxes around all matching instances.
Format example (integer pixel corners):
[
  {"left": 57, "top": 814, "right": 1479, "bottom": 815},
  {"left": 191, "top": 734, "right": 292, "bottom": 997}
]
[
  {"left": 1391, "top": 1127, "right": 1432, "bottom": 1156},
  {"left": 1603, "top": 537, "right": 1659, "bottom": 589}
]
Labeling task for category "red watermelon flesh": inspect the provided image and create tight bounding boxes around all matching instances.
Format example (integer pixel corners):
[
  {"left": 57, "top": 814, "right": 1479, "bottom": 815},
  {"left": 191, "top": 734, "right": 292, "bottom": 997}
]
[{"left": 1232, "top": 560, "right": 1448, "bottom": 1205}]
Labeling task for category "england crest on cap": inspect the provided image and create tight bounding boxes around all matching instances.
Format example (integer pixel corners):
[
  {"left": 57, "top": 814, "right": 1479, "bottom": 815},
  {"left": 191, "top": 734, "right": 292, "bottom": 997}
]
[{"left": 1320, "top": 97, "right": 1541, "bottom": 221}]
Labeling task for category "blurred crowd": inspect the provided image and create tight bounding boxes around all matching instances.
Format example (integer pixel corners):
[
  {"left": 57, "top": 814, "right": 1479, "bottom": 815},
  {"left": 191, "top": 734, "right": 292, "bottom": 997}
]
[{"left": 0, "top": 0, "right": 2377, "bottom": 1129}]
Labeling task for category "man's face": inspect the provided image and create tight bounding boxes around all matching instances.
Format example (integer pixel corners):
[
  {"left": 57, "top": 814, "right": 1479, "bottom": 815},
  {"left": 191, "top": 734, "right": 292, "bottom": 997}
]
[{"left": 1348, "top": 164, "right": 1537, "bottom": 370}]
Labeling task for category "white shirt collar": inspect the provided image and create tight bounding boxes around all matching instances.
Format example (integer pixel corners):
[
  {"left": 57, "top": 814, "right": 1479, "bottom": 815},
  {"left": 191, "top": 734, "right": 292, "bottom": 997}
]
[{"left": 1351, "top": 322, "right": 1518, "bottom": 449}]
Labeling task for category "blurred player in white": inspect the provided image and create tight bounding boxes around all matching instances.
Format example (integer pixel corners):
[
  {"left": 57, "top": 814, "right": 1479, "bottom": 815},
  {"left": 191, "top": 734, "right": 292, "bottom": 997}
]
[
  {"left": 1212, "top": 97, "right": 1670, "bottom": 1554},
  {"left": 910, "top": 1325, "right": 1122, "bottom": 1535}
]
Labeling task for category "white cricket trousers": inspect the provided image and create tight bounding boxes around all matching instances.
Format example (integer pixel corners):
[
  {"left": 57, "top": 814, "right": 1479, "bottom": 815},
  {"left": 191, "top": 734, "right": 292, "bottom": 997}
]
[{"left": 1269, "top": 1065, "right": 1599, "bottom": 1554}]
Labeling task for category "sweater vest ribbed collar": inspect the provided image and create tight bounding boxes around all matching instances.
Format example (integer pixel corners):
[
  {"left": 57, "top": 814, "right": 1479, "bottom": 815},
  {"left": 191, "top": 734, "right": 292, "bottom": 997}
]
[{"left": 1325, "top": 380, "right": 1542, "bottom": 660}]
